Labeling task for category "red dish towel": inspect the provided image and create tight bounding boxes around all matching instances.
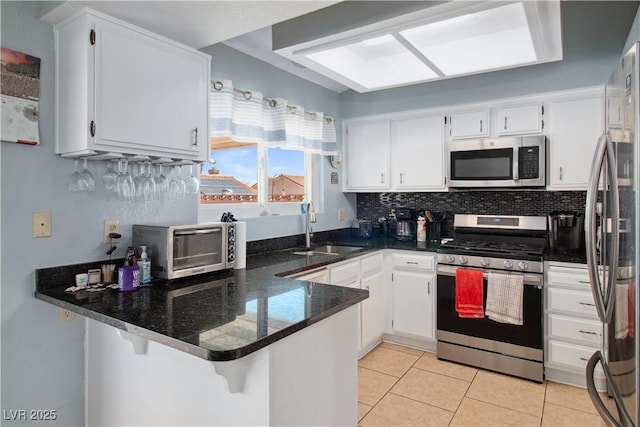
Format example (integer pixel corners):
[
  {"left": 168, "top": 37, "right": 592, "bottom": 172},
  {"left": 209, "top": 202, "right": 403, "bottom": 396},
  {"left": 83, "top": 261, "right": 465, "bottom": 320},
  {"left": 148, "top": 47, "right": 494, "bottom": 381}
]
[{"left": 455, "top": 268, "right": 485, "bottom": 318}]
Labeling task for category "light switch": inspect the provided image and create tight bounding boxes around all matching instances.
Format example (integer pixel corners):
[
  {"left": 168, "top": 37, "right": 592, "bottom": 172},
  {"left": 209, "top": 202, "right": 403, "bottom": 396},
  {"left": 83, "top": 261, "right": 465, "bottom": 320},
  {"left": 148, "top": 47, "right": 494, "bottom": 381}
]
[{"left": 33, "top": 212, "right": 51, "bottom": 238}]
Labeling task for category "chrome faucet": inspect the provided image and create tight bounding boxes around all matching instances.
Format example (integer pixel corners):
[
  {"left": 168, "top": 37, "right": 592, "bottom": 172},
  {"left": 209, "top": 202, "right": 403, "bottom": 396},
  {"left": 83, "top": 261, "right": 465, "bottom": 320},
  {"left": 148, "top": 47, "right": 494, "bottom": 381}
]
[{"left": 305, "top": 201, "right": 316, "bottom": 249}]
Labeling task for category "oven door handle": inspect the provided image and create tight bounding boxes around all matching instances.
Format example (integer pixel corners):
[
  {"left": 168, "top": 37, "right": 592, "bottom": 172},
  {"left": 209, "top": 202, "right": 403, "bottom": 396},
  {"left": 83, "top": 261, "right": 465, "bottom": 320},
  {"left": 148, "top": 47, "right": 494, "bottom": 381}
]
[
  {"left": 513, "top": 146, "right": 519, "bottom": 181},
  {"left": 436, "top": 265, "right": 542, "bottom": 286},
  {"left": 174, "top": 228, "right": 221, "bottom": 236}
]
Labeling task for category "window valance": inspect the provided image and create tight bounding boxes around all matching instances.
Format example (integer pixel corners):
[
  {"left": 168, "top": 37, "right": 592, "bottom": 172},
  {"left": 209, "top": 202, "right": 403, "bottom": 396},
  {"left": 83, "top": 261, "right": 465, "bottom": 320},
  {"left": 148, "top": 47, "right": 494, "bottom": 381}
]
[{"left": 210, "top": 80, "right": 337, "bottom": 155}]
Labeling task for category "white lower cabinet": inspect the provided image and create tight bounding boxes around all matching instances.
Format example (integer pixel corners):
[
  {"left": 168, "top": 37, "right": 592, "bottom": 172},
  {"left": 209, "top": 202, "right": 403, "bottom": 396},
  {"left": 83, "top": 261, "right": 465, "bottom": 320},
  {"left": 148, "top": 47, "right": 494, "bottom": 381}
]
[
  {"left": 360, "top": 253, "right": 386, "bottom": 352},
  {"left": 391, "top": 271, "right": 434, "bottom": 340},
  {"left": 290, "top": 250, "right": 437, "bottom": 355},
  {"left": 329, "top": 254, "right": 386, "bottom": 355},
  {"left": 545, "top": 262, "right": 605, "bottom": 390},
  {"left": 390, "top": 252, "right": 436, "bottom": 342}
]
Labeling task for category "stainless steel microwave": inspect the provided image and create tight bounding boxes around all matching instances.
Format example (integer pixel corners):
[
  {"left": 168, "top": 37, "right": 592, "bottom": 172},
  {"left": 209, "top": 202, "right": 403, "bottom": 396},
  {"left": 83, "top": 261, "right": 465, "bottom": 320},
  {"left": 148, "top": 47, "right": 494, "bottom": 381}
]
[
  {"left": 448, "top": 135, "right": 546, "bottom": 188},
  {"left": 132, "top": 223, "right": 236, "bottom": 280}
]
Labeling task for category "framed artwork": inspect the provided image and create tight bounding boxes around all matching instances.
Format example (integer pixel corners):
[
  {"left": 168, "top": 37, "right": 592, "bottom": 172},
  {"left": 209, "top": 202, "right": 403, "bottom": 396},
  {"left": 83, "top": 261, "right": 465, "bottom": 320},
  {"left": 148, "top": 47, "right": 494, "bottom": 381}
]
[{"left": 1, "top": 47, "right": 40, "bottom": 145}]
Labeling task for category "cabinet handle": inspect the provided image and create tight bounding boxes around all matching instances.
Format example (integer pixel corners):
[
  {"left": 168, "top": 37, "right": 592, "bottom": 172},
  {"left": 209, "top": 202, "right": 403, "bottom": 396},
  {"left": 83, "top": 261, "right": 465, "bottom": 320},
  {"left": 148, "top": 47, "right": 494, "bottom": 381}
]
[
  {"left": 400, "top": 172, "right": 404, "bottom": 184},
  {"left": 192, "top": 127, "right": 198, "bottom": 147},
  {"left": 578, "top": 280, "right": 591, "bottom": 284},
  {"left": 580, "top": 357, "right": 589, "bottom": 362},
  {"left": 504, "top": 117, "right": 508, "bottom": 130},
  {"left": 89, "top": 29, "right": 96, "bottom": 45},
  {"left": 579, "top": 330, "right": 598, "bottom": 335},
  {"left": 90, "top": 120, "right": 96, "bottom": 137},
  {"left": 559, "top": 166, "right": 564, "bottom": 181},
  {"left": 480, "top": 119, "right": 483, "bottom": 133},
  {"left": 381, "top": 173, "right": 384, "bottom": 184},
  {"left": 428, "top": 282, "right": 431, "bottom": 295},
  {"left": 406, "top": 261, "right": 419, "bottom": 265},
  {"left": 580, "top": 301, "right": 596, "bottom": 307}
]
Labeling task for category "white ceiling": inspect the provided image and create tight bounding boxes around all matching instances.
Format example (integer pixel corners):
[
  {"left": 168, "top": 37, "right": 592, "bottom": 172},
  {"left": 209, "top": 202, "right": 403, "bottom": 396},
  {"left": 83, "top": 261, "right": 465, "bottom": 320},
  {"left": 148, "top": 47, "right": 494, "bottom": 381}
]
[
  {"left": 40, "top": 1, "right": 640, "bottom": 94},
  {"left": 39, "top": 1, "right": 341, "bottom": 50}
]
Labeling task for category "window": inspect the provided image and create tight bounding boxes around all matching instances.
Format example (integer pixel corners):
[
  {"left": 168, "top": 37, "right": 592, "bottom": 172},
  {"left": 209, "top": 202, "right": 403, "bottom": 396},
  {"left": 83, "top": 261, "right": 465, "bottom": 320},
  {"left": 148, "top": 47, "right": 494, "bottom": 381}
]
[
  {"left": 200, "top": 142, "right": 259, "bottom": 204},
  {"left": 267, "top": 148, "right": 305, "bottom": 203},
  {"left": 200, "top": 142, "right": 316, "bottom": 218},
  {"left": 204, "top": 80, "right": 335, "bottom": 219}
]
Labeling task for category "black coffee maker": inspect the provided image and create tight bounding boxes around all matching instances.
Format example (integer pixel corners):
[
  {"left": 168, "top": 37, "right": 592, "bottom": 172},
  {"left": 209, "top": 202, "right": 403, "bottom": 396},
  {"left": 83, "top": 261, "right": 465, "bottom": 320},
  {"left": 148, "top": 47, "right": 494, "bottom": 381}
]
[
  {"left": 395, "top": 208, "right": 416, "bottom": 241},
  {"left": 548, "top": 211, "right": 585, "bottom": 252}
]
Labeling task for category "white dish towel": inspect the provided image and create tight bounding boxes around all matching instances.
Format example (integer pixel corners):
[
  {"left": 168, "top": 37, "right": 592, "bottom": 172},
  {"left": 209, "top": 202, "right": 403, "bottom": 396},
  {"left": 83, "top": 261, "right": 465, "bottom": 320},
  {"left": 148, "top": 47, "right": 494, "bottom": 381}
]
[
  {"left": 485, "top": 272, "right": 524, "bottom": 325},
  {"left": 615, "top": 283, "right": 629, "bottom": 339}
]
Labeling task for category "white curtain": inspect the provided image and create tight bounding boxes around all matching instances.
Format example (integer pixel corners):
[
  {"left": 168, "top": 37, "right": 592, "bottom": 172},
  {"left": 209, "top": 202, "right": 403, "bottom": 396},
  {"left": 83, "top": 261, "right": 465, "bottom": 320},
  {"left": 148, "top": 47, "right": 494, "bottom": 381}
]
[{"left": 210, "top": 80, "right": 337, "bottom": 155}]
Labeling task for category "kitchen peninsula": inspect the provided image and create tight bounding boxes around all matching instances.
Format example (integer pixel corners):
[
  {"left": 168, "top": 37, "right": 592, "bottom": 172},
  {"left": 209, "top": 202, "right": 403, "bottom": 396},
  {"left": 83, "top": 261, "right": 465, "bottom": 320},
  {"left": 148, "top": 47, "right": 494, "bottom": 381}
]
[{"left": 35, "top": 252, "right": 368, "bottom": 426}]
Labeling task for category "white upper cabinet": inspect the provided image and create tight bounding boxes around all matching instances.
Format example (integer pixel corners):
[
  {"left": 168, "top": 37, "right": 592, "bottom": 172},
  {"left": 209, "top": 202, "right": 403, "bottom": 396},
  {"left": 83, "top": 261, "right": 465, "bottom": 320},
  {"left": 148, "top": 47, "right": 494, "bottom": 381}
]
[
  {"left": 54, "top": 10, "right": 210, "bottom": 161},
  {"left": 546, "top": 89, "right": 604, "bottom": 190},
  {"left": 391, "top": 114, "right": 446, "bottom": 191},
  {"left": 448, "top": 109, "right": 490, "bottom": 139},
  {"left": 495, "top": 103, "right": 544, "bottom": 135},
  {"left": 343, "top": 120, "right": 391, "bottom": 191}
]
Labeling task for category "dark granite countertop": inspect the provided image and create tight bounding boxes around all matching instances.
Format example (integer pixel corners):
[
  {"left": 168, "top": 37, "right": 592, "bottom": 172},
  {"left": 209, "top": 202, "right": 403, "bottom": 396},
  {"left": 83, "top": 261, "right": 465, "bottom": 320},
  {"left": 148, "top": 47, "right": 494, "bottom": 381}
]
[
  {"left": 34, "top": 235, "right": 584, "bottom": 362},
  {"left": 35, "top": 250, "right": 372, "bottom": 362}
]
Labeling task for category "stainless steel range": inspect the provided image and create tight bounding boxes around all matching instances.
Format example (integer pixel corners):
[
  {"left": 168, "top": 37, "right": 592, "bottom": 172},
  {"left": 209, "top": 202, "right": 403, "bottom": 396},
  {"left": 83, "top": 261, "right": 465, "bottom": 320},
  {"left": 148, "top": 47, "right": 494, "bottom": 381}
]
[{"left": 436, "top": 214, "right": 547, "bottom": 382}]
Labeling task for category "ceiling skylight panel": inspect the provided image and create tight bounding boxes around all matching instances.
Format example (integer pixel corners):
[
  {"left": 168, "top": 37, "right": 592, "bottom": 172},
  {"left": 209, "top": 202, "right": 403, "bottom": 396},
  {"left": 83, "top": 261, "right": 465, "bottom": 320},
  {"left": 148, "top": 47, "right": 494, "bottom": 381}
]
[
  {"left": 399, "top": 2, "right": 538, "bottom": 76},
  {"left": 304, "top": 36, "right": 438, "bottom": 90}
]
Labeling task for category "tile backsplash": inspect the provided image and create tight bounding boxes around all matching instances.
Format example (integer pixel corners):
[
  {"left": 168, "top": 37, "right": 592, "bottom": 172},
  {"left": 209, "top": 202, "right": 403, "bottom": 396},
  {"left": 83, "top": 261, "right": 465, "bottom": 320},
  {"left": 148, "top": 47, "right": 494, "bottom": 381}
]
[{"left": 357, "top": 190, "right": 586, "bottom": 237}]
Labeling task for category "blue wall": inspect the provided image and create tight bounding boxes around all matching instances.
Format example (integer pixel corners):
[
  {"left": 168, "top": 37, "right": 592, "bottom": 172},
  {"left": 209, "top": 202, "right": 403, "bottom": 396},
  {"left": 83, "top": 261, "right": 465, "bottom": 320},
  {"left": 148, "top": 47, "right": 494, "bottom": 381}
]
[{"left": 1, "top": 3, "right": 198, "bottom": 424}]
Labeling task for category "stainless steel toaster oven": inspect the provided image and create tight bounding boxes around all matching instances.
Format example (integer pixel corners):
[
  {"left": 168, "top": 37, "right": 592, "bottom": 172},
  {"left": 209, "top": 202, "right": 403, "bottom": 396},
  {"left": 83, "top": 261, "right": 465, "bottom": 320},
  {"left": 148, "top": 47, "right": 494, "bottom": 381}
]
[{"left": 132, "top": 223, "right": 236, "bottom": 280}]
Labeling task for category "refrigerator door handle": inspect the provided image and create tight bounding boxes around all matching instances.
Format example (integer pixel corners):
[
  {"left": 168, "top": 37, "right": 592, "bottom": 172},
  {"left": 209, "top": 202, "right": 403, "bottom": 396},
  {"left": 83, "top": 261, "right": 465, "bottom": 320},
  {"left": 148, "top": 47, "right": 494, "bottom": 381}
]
[
  {"left": 585, "top": 134, "right": 620, "bottom": 323},
  {"left": 604, "top": 136, "right": 620, "bottom": 317},
  {"left": 586, "top": 351, "right": 634, "bottom": 427},
  {"left": 586, "top": 135, "right": 612, "bottom": 322}
]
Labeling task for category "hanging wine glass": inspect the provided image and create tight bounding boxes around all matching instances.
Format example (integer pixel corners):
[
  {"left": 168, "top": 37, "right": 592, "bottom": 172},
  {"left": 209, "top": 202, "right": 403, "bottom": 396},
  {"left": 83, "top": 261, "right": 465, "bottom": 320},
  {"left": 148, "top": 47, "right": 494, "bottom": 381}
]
[
  {"left": 185, "top": 163, "right": 199, "bottom": 194},
  {"left": 144, "top": 162, "right": 157, "bottom": 200},
  {"left": 102, "top": 160, "right": 118, "bottom": 192},
  {"left": 155, "top": 164, "right": 169, "bottom": 199},
  {"left": 69, "top": 160, "right": 82, "bottom": 192},
  {"left": 168, "top": 165, "right": 186, "bottom": 200},
  {"left": 79, "top": 158, "right": 95, "bottom": 191},
  {"left": 116, "top": 159, "right": 135, "bottom": 198}
]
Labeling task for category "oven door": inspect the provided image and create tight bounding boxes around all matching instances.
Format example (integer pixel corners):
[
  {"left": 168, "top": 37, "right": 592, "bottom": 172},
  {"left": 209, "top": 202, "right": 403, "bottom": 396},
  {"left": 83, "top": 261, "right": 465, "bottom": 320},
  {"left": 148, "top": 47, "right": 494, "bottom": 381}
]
[
  {"left": 436, "top": 264, "right": 543, "bottom": 352},
  {"left": 171, "top": 226, "right": 227, "bottom": 277}
]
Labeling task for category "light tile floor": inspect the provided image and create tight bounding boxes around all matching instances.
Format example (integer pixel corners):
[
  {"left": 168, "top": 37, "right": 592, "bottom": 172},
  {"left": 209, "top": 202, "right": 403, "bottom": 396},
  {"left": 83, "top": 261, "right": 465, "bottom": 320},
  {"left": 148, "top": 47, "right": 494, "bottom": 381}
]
[{"left": 358, "top": 342, "right": 610, "bottom": 427}]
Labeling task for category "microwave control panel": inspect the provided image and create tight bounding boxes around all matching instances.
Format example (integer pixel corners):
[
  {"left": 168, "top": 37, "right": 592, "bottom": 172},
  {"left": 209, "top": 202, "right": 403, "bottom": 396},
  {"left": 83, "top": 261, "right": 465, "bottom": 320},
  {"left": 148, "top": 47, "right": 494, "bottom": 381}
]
[{"left": 519, "top": 146, "right": 540, "bottom": 179}]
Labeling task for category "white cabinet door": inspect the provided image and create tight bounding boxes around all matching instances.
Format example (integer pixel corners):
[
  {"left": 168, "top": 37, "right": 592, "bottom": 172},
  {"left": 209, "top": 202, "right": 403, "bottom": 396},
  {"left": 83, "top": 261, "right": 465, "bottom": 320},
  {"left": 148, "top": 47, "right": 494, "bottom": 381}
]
[
  {"left": 96, "top": 19, "right": 208, "bottom": 159},
  {"left": 344, "top": 121, "right": 390, "bottom": 191},
  {"left": 391, "top": 271, "right": 434, "bottom": 340},
  {"left": 391, "top": 114, "right": 446, "bottom": 190},
  {"left": 55, "top": 11, "right": 210, "bottom": 161},
  {"left": 495, "top": 104, "right": 543, "bottom": 135},
  {"left": 361, "top": 270, "right": 386, "bottom": 350},
  {"left": 448, "top": 109, "right": 490, "bottom": 139},
  {"left": 547, "top": 93, "right": 604, "bottom": 190}
]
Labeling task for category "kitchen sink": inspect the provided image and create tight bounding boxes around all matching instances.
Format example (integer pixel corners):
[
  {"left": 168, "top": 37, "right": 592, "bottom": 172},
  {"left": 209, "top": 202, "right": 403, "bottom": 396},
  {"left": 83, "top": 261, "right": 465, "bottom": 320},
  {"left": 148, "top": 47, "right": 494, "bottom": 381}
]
[{"left": 291, "top": 244, "right": 363, "bottom": 256}]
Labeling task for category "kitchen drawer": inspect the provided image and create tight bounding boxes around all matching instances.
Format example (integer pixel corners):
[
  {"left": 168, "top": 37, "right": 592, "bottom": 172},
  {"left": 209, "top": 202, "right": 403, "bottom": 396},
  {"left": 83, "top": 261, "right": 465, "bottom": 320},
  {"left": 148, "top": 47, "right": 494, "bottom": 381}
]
[
  {"left": 548, "top": 287, "right": 599, "bottom": 318},
  {"left": 391, "top": 253, "right": 434, "bottom": 271},
  {"left": 548, "top": 314, "right": 603, "bottom": 345},
  {"left": 331, "top": 261, "right": 360, "bottom": 286},
  {"left": 361, "top": 252, "right": 384, "bottom": 276},
  {"left": 547, "top": 340, "right": 603, "bottom": 375},
  {"left": 547, "top": 265, "right": 592, "bottom": 291}
]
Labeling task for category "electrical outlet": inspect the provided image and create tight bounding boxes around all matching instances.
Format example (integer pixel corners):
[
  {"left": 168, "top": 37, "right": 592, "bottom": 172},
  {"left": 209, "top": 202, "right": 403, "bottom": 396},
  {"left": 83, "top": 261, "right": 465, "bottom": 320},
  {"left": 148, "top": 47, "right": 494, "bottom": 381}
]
[
  {"left": 58, "top": 308, "right": 75, "bottom": 322},
  {"left": 104, "top": 220, "right": 121, "bottom": 244},
  {"left": 32, "top": 212, "right": 51, "bottom": 238},
  {"left": 338, "top": 208, "right": 346, "bottom": 221}
]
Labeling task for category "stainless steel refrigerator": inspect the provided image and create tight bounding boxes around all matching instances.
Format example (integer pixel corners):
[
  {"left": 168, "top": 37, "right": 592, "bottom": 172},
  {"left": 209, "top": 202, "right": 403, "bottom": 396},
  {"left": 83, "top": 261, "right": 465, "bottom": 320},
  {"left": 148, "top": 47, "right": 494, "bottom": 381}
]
[{"left": 585, "top": 42, "right": 639, "bottom": 427}]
